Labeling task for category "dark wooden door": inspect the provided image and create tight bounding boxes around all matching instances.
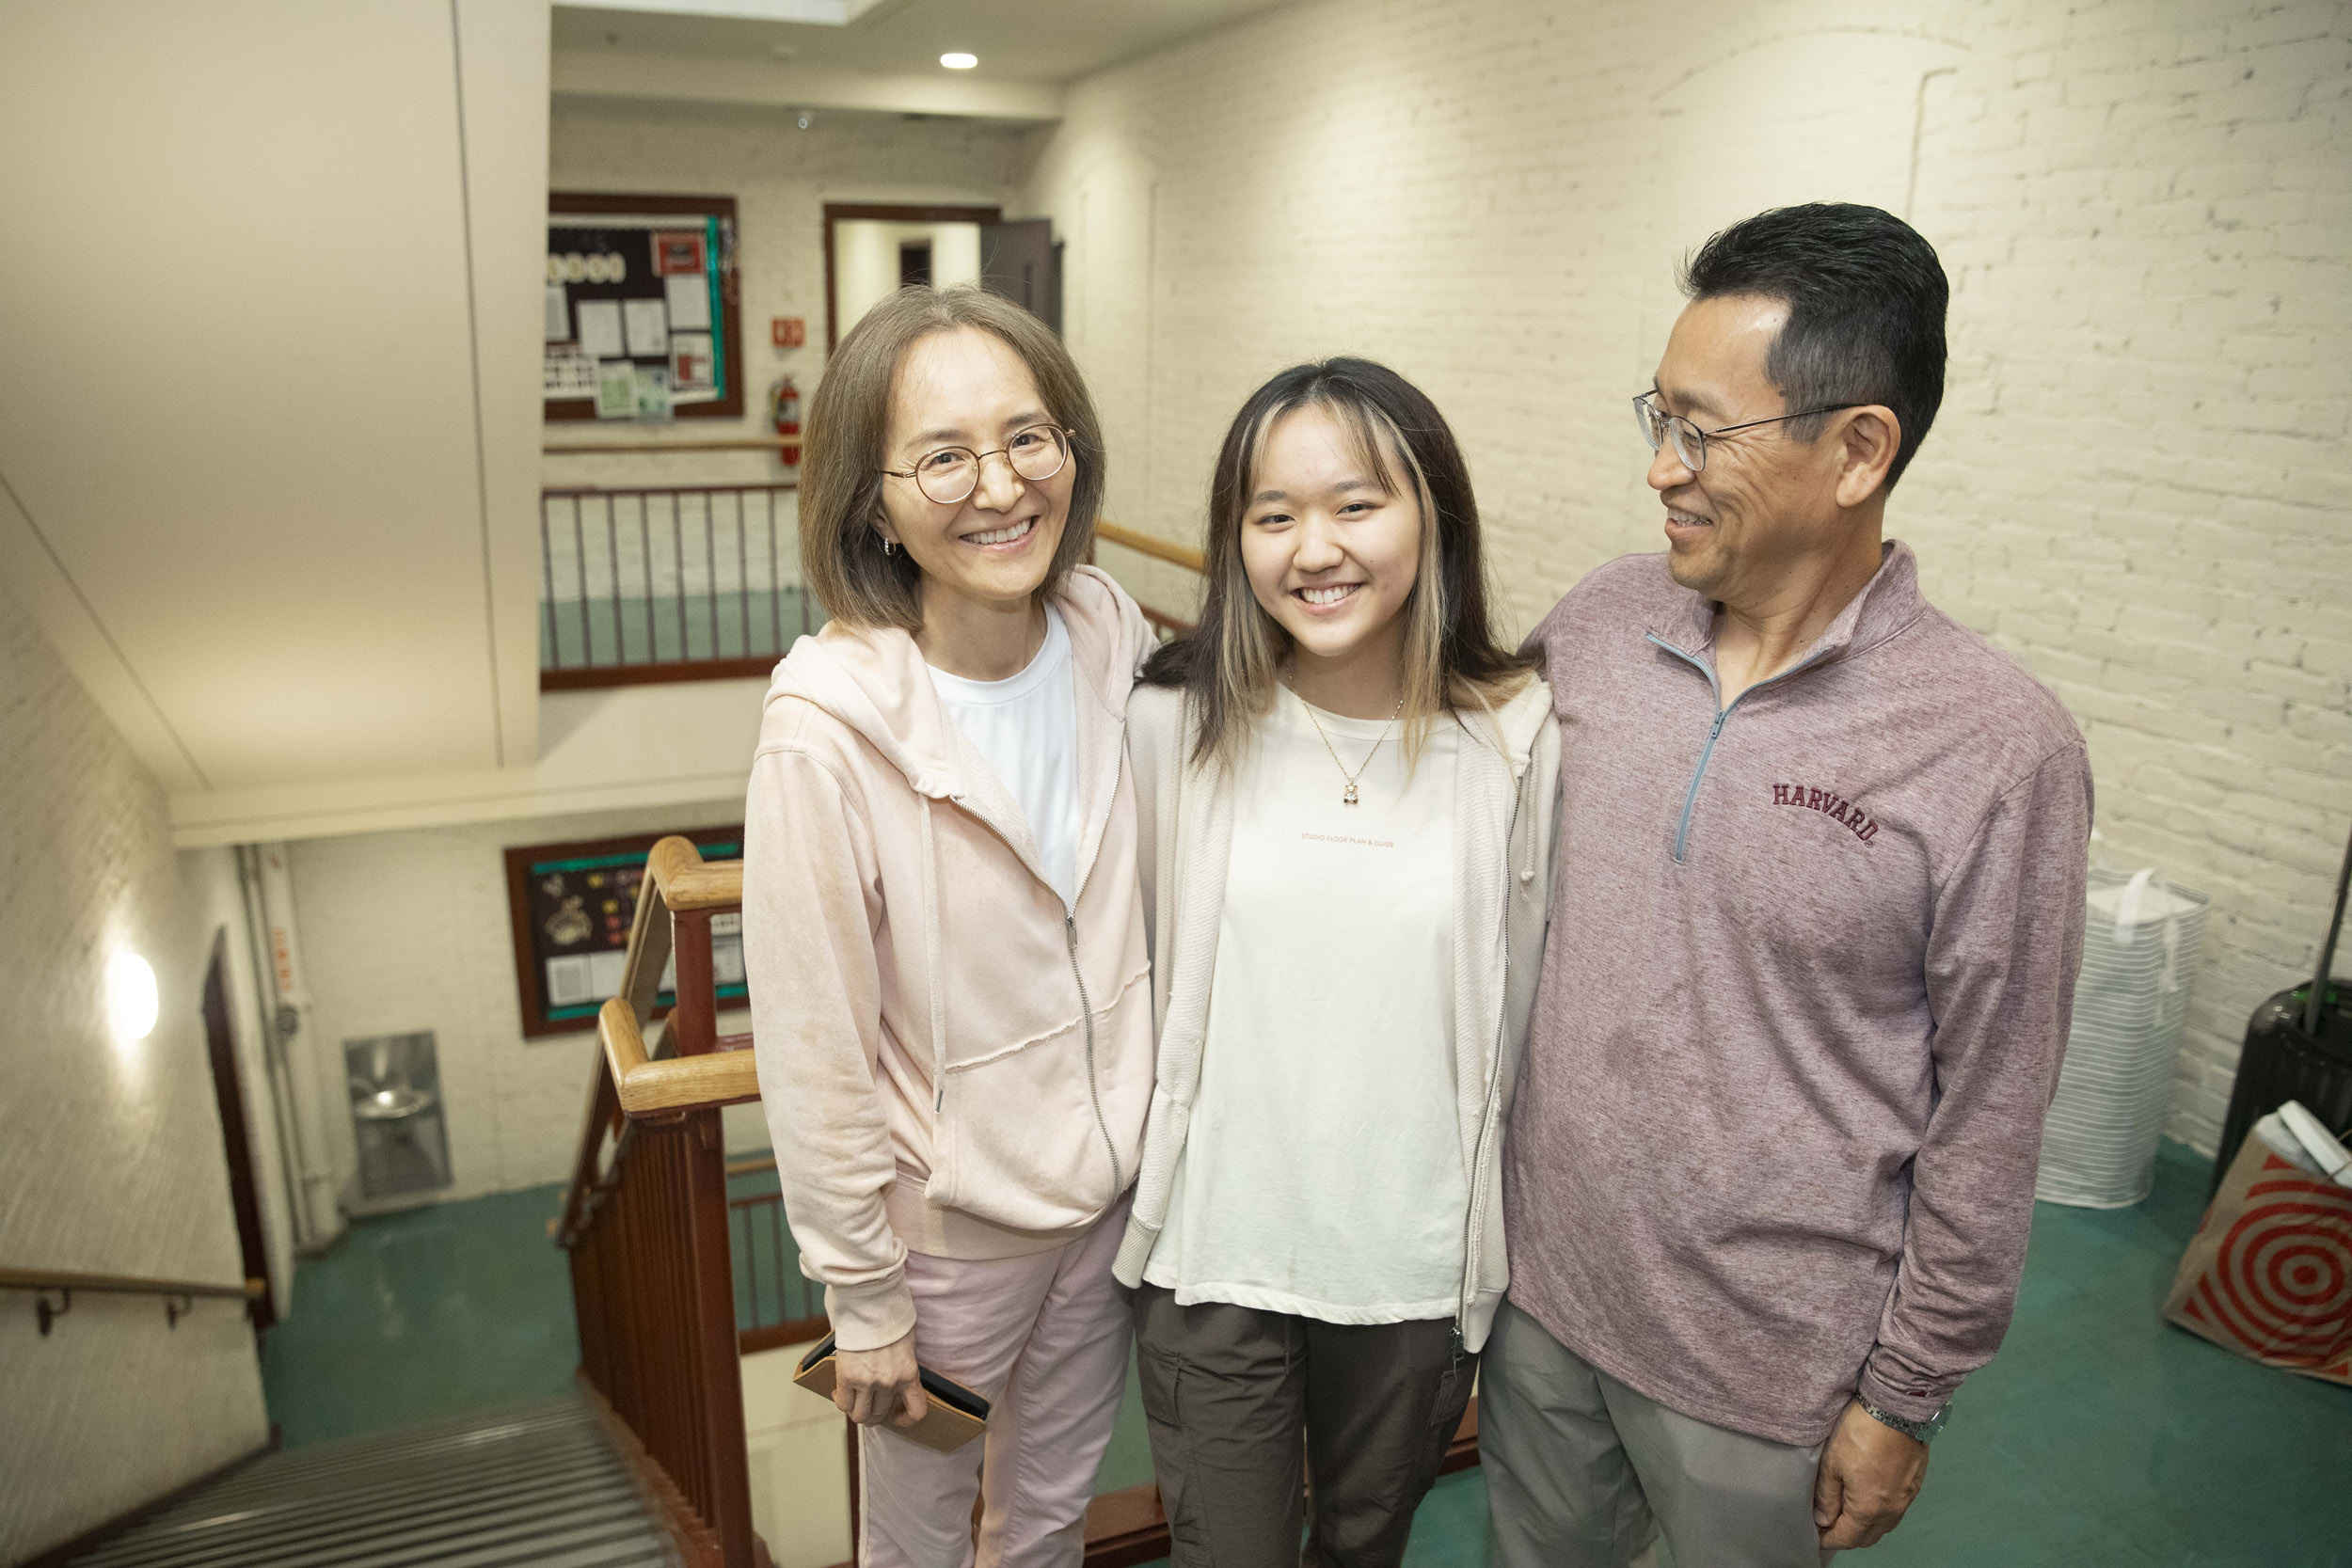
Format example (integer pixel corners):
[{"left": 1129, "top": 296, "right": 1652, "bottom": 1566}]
[
  {"left": 201, "top": 930, "right": 276, "bottom": 1330},
  {"left": 980, "top": 218, "right": 1060, "bottom": 334}
]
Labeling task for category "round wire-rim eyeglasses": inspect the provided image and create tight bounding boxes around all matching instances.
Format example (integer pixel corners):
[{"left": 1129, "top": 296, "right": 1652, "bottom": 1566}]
[
  {"left": 1631, "top": 391, "right": 1863, "bottom": 473},
  {"left": 880, "top": 423, "right": 1071, "bottom": 506}
]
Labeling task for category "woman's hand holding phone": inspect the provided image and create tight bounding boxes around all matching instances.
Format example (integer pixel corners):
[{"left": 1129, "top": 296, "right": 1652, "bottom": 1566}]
[{"left": 834, "top": 1330, "right": 930, "bottom": 1427}]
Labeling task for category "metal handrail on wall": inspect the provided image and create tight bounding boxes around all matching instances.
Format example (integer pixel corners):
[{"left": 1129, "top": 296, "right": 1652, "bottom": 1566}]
[{"left": 0, "top": 1266, "right": 265, "bottom": 1337}]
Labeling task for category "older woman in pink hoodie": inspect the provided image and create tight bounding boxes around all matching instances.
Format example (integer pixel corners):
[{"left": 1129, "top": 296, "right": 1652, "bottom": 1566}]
[{"left": 743, "top": 286, "right": 1156, "bottom": 1567}]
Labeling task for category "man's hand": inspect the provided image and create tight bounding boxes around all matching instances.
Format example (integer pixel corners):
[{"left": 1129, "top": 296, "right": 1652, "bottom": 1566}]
[
  {"left": 1813, "top": 1399, "right": 1929, "bottom": 1550},
  {"left": 834, "top": 1331, "right": 929, "bottom": 1428}
]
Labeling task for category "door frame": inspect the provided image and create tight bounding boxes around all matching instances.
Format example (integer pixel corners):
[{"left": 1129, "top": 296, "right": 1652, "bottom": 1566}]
[
  {"left": 201, "top": 928, "right": 278, "bottom": 1329},
  {"left": 821, "top": 202, "right": 1004, "bottom": 352}
]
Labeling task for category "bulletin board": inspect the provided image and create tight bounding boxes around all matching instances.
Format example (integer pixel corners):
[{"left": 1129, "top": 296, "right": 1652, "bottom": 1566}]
[
  {"left": 504, "top": 825, "right": 747, "bottom": 1039},
  {"left": 545, "top": 192, "right": 745, "bottom": 421}
]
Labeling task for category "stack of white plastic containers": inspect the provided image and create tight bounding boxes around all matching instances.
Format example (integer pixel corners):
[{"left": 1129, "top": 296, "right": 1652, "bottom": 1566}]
[{"left": 2036, "top": 866, "right": 2211, "bottom": 1209}]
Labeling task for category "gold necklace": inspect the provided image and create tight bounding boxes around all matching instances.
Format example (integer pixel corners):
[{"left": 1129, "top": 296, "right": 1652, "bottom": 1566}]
[{"left": 1292, "top": 689, "right": 1405, "bottom": 806}]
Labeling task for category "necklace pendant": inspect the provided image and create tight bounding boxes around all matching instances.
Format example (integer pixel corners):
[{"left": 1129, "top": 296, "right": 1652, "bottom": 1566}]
[{"left": 1343, "top": 782, "right": 1359, "bottom": 806}]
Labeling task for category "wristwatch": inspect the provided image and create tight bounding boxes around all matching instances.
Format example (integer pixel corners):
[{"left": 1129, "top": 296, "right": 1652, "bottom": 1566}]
[{"left": 1857, "top": 1395, "right": 1948, "bottom": 1444}]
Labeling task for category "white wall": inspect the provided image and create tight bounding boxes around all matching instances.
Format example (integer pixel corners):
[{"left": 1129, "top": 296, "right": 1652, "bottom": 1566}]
[
  {"left": 285, "top": 800, "right": 770, "bottom": 1209},
  {"left": 0, "top": 586, "right": 270, "bottom": 1564},
  {"left": 1021, "top": 0, "right": 2352, "bottom": 1154},
  {"left": 741, "top": 1339, "right": 853, "bottom": 1568}
]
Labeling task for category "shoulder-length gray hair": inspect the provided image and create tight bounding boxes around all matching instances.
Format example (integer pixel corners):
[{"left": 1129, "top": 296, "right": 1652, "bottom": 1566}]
[{"left": 800, "top": 286, "right": 1105, "bottom": 630}]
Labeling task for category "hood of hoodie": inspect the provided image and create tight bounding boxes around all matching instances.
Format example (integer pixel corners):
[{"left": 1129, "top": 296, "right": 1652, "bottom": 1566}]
[{"left": 763, "top": 563, "right": 1152, "bottom": 802}]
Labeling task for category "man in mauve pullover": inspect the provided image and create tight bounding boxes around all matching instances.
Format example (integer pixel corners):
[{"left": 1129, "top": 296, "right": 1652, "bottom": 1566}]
[{"left": 1485, "top": 204, "right": 2092, "bottom": 1565}]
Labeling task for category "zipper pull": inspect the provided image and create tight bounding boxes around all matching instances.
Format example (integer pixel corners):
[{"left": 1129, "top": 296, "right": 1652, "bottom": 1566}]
[
  {"left": 1450, "top": 1322, "right": 1466, "bottom": 1366},
  {"left": 1708, "top": 710, "right": 1727, "bottom": 739}
]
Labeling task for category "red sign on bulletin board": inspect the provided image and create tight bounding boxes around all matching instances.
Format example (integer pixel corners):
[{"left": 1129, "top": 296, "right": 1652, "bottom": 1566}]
[{"left": 652, "top": 230, "right": 708, "bottom": 276}]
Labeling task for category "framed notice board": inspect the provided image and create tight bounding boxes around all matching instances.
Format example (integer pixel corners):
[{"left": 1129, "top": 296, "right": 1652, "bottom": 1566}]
[
  {"left": 504, "top": 825, "right": 747, "bottom": 1039},
  {"left": 545, "top": 192, "right": 745, "bottom": 421}
]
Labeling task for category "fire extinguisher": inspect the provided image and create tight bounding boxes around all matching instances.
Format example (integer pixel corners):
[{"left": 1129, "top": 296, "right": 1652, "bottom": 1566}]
[{"left": 771, "top": 376, "right": 802, "bottom": 467}]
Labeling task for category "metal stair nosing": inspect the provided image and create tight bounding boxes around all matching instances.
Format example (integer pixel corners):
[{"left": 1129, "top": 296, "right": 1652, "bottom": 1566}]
[
  {"left": 195, "top": 1404, "right": 600, "bottom": 1495},
  {"left": 258, "top": 1509, "right": 672, "bottom": 1568},
  {"left": 72, "top": 1444, "right": 631, "bottom": 1566},
  {"left": 465, "top": 1533, "right": 679, "bottom": 1568},
  {"left": 174, "top": 1431, "right": 620, "bottom": 1519},
  {"left": 79, "top": 1463, "right": 643, "bottom": 1568},
  {"left": 197, "top": 1402, "right": 596, "bottom": 1488}
]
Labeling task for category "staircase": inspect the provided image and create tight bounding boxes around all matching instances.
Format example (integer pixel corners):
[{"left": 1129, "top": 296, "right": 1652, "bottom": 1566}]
[{"left": 60, "top": 1395, "right": 679, "bottom": 1568}]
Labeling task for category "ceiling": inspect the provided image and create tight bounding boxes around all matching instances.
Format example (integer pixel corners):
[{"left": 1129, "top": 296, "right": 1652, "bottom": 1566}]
[
  {"left": 0, "top": 1, "right": 549, "bottom": 812},
  {"left": 1, "top": 0, "right": 1290, "bottom": 844},
  {"left": 553, "top": 0, "right": 1295, "bottom": 86}
]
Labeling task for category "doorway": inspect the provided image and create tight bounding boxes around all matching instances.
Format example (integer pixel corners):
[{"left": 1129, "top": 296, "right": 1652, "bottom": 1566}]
[
  {"left": 825, "top": 203, "right": 999, "bottom": 349},
  {"left": 202, "top": 929, "right": 277, "bottom": 1330}
]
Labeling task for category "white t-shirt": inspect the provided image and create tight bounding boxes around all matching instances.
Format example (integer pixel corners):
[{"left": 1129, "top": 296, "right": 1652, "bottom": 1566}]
[
  {"left": 926, "top": 605, "right": 1081, "bottom": 907},
  {"left": 1144, "top": 687, "right": 1465, "bottom": 1323}
]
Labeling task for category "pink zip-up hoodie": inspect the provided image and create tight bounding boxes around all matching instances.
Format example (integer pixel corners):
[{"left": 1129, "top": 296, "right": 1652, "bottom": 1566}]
[{"left": 743, "top": 566, "right": 1158, "bottom": 1350}]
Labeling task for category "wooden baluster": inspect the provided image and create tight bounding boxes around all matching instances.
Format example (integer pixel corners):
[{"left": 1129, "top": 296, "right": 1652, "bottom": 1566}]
[{"left": 671, "top": 908, "right": 717, "bottom": 1057}]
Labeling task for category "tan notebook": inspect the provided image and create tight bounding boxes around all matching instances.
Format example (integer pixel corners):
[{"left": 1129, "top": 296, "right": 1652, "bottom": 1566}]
[{"left": 793, "top": 1334, "right": 991, "bottom": 1453}]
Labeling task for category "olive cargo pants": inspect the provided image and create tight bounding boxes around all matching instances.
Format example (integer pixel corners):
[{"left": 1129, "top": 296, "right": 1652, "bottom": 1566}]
[{"left": 1133, "top": 1286, "right": 1475, "bottom": 1568}]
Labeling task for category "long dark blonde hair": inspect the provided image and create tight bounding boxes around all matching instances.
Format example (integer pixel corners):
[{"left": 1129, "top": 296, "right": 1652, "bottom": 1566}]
[
  {"left": 800, "top": 286, "right": 1105, "bottom": 630},
  {"left": 1141, "top": 357, "right": 1534, "bottom": 770}
]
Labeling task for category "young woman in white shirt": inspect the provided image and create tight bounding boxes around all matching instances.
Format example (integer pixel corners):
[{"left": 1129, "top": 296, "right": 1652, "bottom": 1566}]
[
  {"left": 742, "top": 287, "right": 1157, "bottom": 1566},
  {"left": 1115, "top": 358, "right": 1561, "bottom": 1567}
]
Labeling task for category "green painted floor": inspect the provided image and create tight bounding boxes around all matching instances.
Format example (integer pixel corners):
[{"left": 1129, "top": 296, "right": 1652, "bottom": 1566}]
[
  {"left": 260, "top": 1182, "right": 580, "bottom": 1449},
  {"left": 261, "top": 1144, "right": 2351, "bottom": 1563}
]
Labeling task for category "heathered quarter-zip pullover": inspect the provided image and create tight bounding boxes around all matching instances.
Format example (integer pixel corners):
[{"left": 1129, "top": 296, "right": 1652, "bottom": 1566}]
[{"left": 1507, "top": 541, "right": 2092, "bottom": 1446}]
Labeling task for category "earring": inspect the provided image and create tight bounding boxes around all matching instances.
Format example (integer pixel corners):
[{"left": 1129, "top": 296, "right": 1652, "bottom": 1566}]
[{"left": 881, "top": 537, "right": 896, "bottom": 556}]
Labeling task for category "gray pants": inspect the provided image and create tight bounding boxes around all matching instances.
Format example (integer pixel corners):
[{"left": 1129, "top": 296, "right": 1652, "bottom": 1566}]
[
  {"left": 1482, "top": 1298, "right": 1831, "bottom": 1568},
  {"left": 1133, "top": 1286, "right": 1476, "bottom": 1568}
]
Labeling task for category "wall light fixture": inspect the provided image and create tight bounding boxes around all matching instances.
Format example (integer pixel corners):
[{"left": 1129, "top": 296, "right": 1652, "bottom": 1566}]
[{"left": 106, "top": 952, "right": 159, "bottom": 1044}]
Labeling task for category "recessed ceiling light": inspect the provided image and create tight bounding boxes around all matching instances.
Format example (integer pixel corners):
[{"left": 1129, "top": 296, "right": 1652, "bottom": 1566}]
[{"left": 940, "top": 52, "right": 977, "bottom": 70}]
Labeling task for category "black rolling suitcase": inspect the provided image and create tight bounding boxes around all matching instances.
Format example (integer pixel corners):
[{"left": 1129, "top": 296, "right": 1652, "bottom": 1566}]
[{"left": 2210, "top": 823, "right": 2352, "bottom": 1196}]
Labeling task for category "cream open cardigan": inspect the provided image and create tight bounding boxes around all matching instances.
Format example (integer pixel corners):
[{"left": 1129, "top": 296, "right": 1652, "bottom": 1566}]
[{"left": 1112, "top": 676, "right": 1561, "bottom": 1352}]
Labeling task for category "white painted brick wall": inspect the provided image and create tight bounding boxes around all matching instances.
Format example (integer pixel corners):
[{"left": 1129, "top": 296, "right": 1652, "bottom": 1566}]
[
  {"left": 287, "top": 801, "right": 769, "bottom": 1208},
  {"left": 0, "top": 583, "right": 270, "bottom": 1562},
  {"left": 1025, "top": 0, "right": 2352, "bottom": 1153}
]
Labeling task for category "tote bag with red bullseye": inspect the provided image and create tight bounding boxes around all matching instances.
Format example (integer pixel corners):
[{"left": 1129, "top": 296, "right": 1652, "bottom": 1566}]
[{"left": 2162, "top": 1108, "right": 2352, "bottom": 1386}]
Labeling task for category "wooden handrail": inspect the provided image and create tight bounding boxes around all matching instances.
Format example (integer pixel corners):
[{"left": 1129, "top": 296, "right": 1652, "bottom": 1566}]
[
  {"left": 1096, "top": 521, "right": 1205, "bottom": 575},
  {"left": 545, "top": 438, "right": 801, "bottom": 456},
  {"left": 645, "top": 836, "right": 745, "bottom": 911},
  {"left": 600, "top": 997, "right": 759, "bottom": 1117},
  {"left": 588, "top": 837, "right": 758, "bottom": 1117},
  {"left": 0, "top": 1268, "right": 263, "bottom": 1301},
  {"left": 561, "top": 832, "right": 759, "bottom": 1567},
  {"left": 543, "top": 480, "right": 800, "bottom": 498}
]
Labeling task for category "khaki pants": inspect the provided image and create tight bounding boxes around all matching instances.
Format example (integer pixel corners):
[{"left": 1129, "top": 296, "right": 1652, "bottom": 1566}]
[
  {"left": 857, "top": 1201, "right": 1133, "bottom": 1568},
  {"left": 1133, "top": 1287, "right": 1475, "bottom": 1568},
  {"left": 1482, "top": 1299, "right": 1831, "bottom": 1568}
]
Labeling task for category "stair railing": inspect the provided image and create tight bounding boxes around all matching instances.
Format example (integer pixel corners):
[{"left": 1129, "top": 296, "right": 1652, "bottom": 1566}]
[{"left": 558, "top": 837, "right": 761, "bottom": 1568}]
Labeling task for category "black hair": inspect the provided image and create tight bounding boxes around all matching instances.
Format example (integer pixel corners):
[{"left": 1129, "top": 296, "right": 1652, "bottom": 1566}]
[{"left": 1680, "top": 203, "right": 1948, "bottom": 491}]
